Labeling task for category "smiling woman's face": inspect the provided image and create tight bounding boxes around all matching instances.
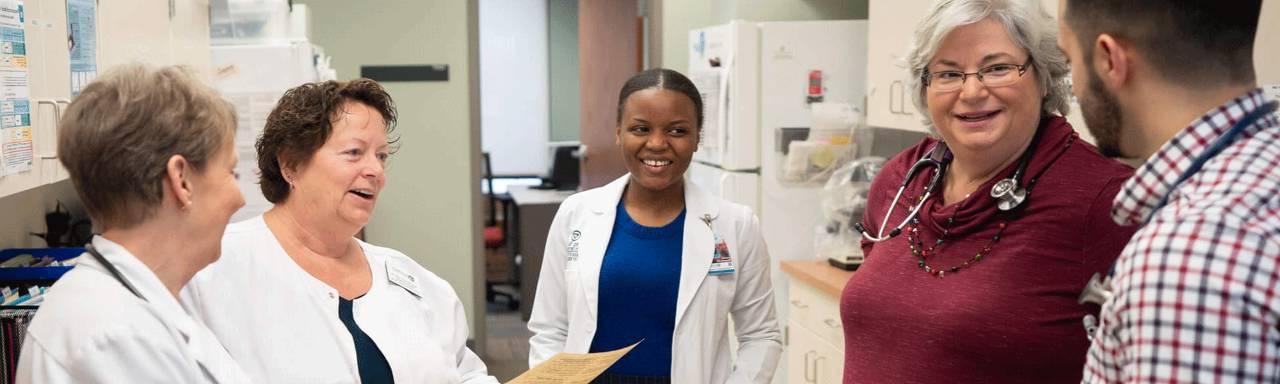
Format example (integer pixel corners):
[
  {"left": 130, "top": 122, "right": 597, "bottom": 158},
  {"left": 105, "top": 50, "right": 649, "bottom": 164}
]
[
  {"left": 925, "top": 18, "right": 1043, "bottom": 157},
  {"left": 616, "top": 87, "right": 700, "bottom": 195}
]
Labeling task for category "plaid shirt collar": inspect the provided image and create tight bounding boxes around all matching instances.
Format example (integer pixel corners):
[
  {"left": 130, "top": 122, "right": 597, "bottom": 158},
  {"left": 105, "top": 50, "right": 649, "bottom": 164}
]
[{"left": 1111, "top": 88, "right": 1273, "bottom": 225}]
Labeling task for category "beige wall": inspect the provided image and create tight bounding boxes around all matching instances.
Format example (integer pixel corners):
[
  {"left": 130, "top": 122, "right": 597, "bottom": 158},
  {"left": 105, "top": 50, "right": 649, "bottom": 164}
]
[
  {"left": 297, "top": 0, "right": 485, "bottom": 346},
  {"left": 1257, "top": 0, "right": 1279, "bottom": 85},
  {"left": 658, "top": 0, "right": 867, "bottom": 72}
]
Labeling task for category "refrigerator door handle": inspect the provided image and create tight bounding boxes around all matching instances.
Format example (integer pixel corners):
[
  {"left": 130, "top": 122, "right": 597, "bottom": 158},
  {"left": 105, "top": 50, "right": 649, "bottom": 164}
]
[{"left": 718, "top": 67, "right": 731, "bottom": 163}]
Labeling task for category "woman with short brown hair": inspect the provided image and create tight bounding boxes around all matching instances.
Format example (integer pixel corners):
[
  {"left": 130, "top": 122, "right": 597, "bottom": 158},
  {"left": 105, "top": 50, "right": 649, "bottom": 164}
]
[
  {"left": 17, "top": 64, "right": 250, "bottom": 383},
  {"left": 182, "top": 78, "right": 498, "bottom": 383}
]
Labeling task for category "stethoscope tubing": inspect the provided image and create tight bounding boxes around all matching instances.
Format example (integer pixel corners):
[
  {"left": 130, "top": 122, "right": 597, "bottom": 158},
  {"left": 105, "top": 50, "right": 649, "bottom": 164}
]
[
  {"left": 858, "top": 120, "right": 1042, "bottom": 243},
  {"left": 85, "top": 242, "right": 148, "bottom": 302}
]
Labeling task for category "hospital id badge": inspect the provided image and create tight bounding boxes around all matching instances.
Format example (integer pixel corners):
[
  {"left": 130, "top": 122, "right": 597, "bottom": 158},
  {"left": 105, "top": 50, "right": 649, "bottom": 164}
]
[{"left": 708, "top": 234, "right": 735, "bottom": 276}]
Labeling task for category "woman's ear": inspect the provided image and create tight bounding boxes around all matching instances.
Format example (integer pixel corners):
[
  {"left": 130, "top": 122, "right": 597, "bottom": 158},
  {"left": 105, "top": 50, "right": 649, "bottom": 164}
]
[
  {"left": 277, "top": 154, "right": 295, "bottom": 188},
  {"left": 164, "top": 154, "right": 194, "bottom": 210}
]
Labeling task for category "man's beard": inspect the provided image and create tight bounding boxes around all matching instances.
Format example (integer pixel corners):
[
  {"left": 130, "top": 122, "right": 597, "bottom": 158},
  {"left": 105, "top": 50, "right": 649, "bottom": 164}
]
[{"left": 1080, "top": 67, "right": 1126, "bottom": 158}]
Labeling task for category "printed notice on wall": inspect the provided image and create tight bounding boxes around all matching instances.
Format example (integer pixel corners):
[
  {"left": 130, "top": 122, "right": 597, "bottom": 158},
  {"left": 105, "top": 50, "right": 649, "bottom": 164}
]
[
  {"left": 67, "top": 0, "right": 95, "bottom": 96},
  {"left": 0, "top": 0, "right": 30, "bottom": 176}
]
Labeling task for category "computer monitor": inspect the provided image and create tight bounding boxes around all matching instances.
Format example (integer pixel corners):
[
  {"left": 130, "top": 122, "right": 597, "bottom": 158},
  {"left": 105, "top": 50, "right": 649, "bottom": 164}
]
[{"left": 542, "top": 143, "right": 581, "bottom": 191}]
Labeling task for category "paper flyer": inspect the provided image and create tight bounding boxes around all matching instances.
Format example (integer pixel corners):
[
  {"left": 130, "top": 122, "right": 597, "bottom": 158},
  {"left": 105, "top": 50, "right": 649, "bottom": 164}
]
[
  {"left": 67, "top": 0, "right": 95, "bottom": 96},
  {"left": 507, "top": 341, "right": 640, "bottom": 384},
  {"left": 0, "top": 0, "right": 29, "bottom": 176}
]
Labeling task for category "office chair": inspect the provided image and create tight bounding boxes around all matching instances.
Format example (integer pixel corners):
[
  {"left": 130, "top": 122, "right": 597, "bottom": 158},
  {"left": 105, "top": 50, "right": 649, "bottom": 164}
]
[{"left": 481, "top": 152, "right": 518, "bottom": 310}]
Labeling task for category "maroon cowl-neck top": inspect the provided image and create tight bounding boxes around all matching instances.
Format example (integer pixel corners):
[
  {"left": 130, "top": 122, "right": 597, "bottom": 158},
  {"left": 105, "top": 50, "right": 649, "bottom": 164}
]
[{"left": 841, "top": 116, "right": 1136, "bottom": 383}]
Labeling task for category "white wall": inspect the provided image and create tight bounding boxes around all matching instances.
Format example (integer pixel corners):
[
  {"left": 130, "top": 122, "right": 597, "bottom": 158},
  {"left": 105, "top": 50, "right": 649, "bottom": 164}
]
[
  {"left": 480, "top": 0, "right": 550, "bottom": 176},
  {"left": 1258, "top": 0, "right": 1280, "bottom": 86}
]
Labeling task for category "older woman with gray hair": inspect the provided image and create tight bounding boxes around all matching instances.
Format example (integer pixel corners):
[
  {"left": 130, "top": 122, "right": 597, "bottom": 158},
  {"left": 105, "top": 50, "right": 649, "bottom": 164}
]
[{"left": 840, "top": 0, "right": 1136, "bottom": 382}]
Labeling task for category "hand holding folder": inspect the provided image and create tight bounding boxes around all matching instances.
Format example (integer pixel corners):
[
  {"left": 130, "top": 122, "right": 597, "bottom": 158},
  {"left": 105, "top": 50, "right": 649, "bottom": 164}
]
[{"left": 508, "top": 341, "right": 641, "bottom": 384}]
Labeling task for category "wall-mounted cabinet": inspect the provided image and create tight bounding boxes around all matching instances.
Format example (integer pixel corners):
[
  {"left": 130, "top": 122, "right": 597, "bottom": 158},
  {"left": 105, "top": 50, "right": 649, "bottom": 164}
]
[
  {"left": 864, "top": 0, "right": 932, "bottom": 134},
  {"left": 0, "top": 0, "right": 211, "bottom": 200}
]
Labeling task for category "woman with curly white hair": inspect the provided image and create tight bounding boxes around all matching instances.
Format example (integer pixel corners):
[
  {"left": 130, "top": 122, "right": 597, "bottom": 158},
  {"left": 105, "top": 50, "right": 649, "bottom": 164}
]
[{"left": 840, "top": 0, "right": 1137, "bottom": 382}]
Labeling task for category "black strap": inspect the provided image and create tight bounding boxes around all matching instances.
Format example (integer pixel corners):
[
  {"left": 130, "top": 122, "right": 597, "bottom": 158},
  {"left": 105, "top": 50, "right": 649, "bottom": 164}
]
[{"left": 85, "top": 243, "right": 147, "bottom": 302}]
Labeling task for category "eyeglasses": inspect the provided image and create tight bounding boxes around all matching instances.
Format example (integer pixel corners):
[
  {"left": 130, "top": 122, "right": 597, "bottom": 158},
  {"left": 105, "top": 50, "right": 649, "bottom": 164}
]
[{"left": 923, "top": 59, "right": 1033, "bottom": 92}]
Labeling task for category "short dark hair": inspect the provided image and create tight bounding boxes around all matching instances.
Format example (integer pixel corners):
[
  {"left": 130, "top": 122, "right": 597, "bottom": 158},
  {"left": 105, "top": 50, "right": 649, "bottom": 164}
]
[
  {"left": 1063, "top": 0, "right": 1260, "bottom": 87},
  {"left": 58, "top": 64, "right": 236, "bottom": 230},
  {"left": 257, "top": 78, "right": 397, "bottom": 203},
  {"left": 616, "top": 68, "right": 704, "bottom": 129}
]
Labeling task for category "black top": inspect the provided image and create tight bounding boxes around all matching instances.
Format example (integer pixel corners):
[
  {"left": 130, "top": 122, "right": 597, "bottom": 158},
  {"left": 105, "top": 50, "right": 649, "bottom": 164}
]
[{"left": 339, "top": 297, "right": 394, "bottom": 384}]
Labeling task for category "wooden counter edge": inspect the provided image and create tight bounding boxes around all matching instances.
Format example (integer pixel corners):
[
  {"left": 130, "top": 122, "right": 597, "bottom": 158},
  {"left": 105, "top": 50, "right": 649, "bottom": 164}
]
[{"left": 780, "top": 259, "right": 855, "bottom": 297}]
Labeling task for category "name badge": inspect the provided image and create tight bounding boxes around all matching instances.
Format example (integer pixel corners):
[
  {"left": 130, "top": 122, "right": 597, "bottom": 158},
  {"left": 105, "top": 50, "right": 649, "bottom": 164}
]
[
  {"left": 387, "top": 260, "right": 423, "bottom": 297},
  {"left": 708, "top": 234, "right": 735, "bottom": 276}
]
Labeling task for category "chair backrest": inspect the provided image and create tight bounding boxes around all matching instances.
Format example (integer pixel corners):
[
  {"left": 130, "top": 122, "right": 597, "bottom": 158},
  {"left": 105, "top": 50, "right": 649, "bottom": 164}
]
[{"left": 481, "top": 152, "right": 497, "bottom": 227}]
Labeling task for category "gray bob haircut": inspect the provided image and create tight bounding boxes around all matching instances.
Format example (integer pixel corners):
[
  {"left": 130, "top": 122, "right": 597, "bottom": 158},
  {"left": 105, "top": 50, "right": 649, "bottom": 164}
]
[{"left": 905, "top": 0, "right": 1071, "bottom": 130}]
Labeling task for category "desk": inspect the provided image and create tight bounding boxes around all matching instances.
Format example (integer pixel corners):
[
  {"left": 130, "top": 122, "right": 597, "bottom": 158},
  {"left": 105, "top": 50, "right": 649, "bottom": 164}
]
[{"left": 509, "top": 187, "right": 575, "bottom": 321}]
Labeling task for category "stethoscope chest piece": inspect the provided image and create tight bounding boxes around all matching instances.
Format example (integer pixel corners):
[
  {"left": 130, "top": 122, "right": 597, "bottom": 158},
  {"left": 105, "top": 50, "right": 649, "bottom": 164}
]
[
  {"left": 990, "top": 178, "right": 1026, "bottom": 211},
  {"left": 1077, "top": 272, "right": 1113, "bottom": 306}
]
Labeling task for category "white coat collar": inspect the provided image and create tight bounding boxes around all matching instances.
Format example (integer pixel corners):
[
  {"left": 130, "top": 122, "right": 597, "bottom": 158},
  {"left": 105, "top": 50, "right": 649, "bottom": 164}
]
[
  {"left": 580, "top": 174, "right": 721, "bottom": 328},
  {"left": 87, "top": 235, "right": 188, "bottom": 320},
  {"left": 586, "top": 174, "right": 721, "bottom": 221},
  {"left": 87, "top": 235, "right": 247, "bottom": 383}
]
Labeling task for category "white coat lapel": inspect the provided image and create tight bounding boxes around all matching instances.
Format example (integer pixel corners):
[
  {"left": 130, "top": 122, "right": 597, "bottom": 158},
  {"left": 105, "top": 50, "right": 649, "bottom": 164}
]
[
  {"left": 674, "top": 180, "right": 719, "bottom": 328},
  {"left": 579, "top": 176, "right": 628, "bottom": 321}
]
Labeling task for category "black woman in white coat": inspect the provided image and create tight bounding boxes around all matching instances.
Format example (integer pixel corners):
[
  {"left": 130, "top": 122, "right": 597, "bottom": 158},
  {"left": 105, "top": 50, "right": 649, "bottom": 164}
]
[{"left": 528, "top": 68, "right": 782, "bottom": 383}]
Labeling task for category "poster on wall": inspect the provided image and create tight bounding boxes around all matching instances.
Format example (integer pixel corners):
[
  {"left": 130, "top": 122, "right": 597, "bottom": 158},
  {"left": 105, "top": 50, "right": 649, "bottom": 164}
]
[
  {"left": 0, "top": 0, "right": 30, "bottom": 177},
  {"left": 67, "top": 0, "right": 95, "bottom": 96}
]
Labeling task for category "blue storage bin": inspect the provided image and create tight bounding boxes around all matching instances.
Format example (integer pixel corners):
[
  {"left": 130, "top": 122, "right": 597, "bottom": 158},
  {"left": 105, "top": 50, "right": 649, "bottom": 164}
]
[{"left": 0, "top": 248, "right": 84, "bottom": 282}]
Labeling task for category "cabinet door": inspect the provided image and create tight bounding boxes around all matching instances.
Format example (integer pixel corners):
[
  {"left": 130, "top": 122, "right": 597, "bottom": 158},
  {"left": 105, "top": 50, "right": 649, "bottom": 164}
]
[
  {"left": 814, "top": 334, "right": 845, "bottom": 384},
  {"left": 97, "top": 0, "right": 170, "bottom": 70},
  {"left": 865, "top": 0, "right": 933, "bottom": 133},
  {"left": 170, "top": 0, "right": 211, "bottom": 77},
  {"left": 786, "top": 324, "right": 819, "bottom": 384},
  {"left": 788, "top": 323, "right": 846, "bottom": 384},
  {"left": 0, "top": 0, "right": 45, "bottom": 198},
  {"left": 37, "top": 0, "right": 70, "bottom": 184}
]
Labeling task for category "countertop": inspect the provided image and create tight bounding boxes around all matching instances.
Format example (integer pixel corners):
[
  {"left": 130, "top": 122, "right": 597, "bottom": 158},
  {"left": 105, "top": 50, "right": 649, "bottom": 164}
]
[{"left": 780, "top": 259, "right": 855, "bottom": 297}]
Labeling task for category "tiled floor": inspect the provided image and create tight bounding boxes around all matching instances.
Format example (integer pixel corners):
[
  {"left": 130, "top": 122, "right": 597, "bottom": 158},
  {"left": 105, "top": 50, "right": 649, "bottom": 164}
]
[{"left": 482, "top": 303, "right": 533, "bottom": 381}]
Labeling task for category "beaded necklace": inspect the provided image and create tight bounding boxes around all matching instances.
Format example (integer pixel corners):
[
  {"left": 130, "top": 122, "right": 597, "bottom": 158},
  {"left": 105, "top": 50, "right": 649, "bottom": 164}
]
[{"left": 905, "top": 133, "right": 1075, "bottom": 278}]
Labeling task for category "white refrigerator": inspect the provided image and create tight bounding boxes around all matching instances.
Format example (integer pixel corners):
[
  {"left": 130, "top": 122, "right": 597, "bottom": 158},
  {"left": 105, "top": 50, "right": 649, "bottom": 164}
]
[{"left": 686, "top": 18, "right": 869, "bottom": 363}]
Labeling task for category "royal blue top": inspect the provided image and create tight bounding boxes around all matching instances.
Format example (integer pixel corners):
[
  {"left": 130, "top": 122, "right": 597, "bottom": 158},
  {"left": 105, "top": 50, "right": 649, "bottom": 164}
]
[{"left": 588, "top": 201, "right": 685, "bottom": 378}]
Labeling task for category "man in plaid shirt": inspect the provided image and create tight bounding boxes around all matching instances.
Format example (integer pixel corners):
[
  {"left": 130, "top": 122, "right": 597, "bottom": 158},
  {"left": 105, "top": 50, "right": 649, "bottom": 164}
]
[{"left": 1057, "top": 0, "right": 1279, "bottom": 382}]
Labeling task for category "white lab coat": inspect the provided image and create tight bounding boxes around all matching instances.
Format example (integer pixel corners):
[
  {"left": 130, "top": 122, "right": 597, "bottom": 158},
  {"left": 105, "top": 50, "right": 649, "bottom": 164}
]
[
  {"left": 528, "top": 175, "right": 783, "bottom": 383},
  {"left": 16, "top": 236, "right": 250, "bottom": 384},
  {"left": 181, "top": 216, "right": 497, "bottom": 384}
]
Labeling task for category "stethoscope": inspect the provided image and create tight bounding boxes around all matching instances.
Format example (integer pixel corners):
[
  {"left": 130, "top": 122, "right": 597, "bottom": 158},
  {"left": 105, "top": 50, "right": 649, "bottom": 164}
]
[
  {"left": 85, "top": 243, "right": 148, "bottom": 301},
  {"left": 854, "top": 122, "right": 1043, "bottom": 242},
  {"left": 1078, "top": 101, "right": 1279, "bottom": 338}
]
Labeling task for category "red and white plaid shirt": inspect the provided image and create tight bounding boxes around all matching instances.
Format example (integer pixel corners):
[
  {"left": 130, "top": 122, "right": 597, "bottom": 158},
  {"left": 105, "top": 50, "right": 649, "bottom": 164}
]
[{"left": 1083, "top": 89, "right": 1280, "bottom": 383}]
